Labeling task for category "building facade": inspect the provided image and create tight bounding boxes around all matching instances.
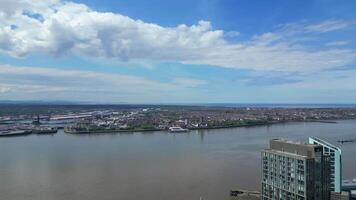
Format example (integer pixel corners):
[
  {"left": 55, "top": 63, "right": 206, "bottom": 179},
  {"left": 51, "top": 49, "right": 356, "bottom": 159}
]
[
  {"left": 309, "top": 137, "right": 342, "bottom": 193},
  {"left": 261, "top": 139, "right": 330, "bottom": 200},
  {"left": 330, "top": 191, "right": 350, "bottom": 200}
]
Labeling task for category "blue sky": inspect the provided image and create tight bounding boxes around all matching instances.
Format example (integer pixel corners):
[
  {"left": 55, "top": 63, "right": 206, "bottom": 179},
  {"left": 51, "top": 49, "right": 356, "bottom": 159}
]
[{"left": 0, "top": 0, "right": 356, "bottom": 103}]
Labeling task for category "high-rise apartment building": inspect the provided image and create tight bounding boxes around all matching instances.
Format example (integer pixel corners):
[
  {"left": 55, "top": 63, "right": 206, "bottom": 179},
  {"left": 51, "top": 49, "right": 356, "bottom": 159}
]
[
  {"left": 309, "top": 137, "right": 342, "bottom": 193},
  {"left": 261, "top": 139, "right": 330, "bottom": 200}
]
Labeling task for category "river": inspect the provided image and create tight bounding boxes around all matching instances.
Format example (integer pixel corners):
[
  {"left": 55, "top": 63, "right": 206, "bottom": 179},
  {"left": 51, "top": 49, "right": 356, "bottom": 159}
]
[{"left": 0, "top": 120, "right": 355, "bottom": 200}]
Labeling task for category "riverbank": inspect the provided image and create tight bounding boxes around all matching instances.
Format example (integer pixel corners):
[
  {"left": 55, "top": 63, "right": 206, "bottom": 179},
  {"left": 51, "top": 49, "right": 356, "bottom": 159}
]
[
  {"left": 64, "top": 127, "right": 164, "bottom": 134},
  {"left": 64, "top": 119, "right": 339, "bottom": 134}
]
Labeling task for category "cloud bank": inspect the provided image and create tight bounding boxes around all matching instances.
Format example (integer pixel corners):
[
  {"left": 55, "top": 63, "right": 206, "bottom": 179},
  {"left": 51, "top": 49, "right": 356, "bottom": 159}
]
[
  {"left": 1, "top": 0, "right": 356, "bottom": 73},
  {"left": 0, "top": 64, "right": 206, "bottom": 102}
]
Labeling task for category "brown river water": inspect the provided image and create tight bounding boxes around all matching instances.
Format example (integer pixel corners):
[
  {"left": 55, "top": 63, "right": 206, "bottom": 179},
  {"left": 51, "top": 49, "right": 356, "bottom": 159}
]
[{"left": 0, "top": 120, "right": 355, "bottom": 200}]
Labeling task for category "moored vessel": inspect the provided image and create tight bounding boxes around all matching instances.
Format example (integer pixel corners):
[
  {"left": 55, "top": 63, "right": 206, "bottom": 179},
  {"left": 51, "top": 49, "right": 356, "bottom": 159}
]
[
  {"left": 169, "top": 126, "right": 189, "bottom": 133},
  {"left": 32, "top": 127, "right": 58, "bottom": 134},
  {"left": 0, "top": 130, "right": 32, "bottom": 137}
]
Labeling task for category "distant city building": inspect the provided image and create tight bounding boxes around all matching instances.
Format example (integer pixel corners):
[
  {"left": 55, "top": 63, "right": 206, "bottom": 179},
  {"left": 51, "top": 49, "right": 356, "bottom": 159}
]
[
  {"left": 229, "top": 189, "right": 260, "bottom": 200},
  {"left": 330, "top": 191, "right": 350, "bottom": 200},
  {"left": 309, "top": 137, "right": 342, "bottom": 193},
  {"left": 261, "top": 139, "right": 330, "bottom": 200},
  {"left": 342, "top": 179, "right": 356, "bottom": 191},
  {"left": 342, "top": 179, "right": 356, "bottom": 199}
]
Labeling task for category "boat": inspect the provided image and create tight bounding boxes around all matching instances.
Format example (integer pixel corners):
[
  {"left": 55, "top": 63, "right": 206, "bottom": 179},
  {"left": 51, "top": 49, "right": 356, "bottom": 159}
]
[
  {"left": 32, "top": 127, "right": 58, "bottom": 134},
  {"left": 169, "top": 126, "right": 189, "bottom": 133},
  {"left": 0, "top": 130, "right": 32, "bottom": 137},
  {"left": 338, "top": 139, "right": 356, "bottom": 144}
]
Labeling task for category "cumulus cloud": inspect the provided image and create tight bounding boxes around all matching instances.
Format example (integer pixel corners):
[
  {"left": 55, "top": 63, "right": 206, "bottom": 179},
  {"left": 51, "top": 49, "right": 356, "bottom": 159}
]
[{"left": 0, "top": 0, "right": 356, "bottom": 73}]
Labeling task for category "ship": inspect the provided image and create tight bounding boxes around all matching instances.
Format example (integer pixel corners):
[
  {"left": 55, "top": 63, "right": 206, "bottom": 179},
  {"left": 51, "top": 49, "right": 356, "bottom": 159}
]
[
  {"left": 168, "top": 126, "right": 189, "bottom": 133},
  {"left": 32, "top": 127, "right": 58, "bottom": 134},
  {"left": 0, "top": 130, "right": 32, "bottom": 137}
]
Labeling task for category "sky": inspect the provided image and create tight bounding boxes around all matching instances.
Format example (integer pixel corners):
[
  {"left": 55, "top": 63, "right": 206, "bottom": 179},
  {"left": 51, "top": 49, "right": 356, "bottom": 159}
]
[{"left": 0, "top": 0, "right": 356, "bottom": 104}]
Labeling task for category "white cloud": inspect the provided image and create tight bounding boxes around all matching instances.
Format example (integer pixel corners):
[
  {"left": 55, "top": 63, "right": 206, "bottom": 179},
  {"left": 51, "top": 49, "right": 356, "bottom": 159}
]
[
  {"left": 225, "top": 31, "right": 240, "bottom": 37},
  {"left": 0, "top": 84, "right": 11, "bottom": 93},
  {"left": 305, "top": 20, "right": 351, "bottom": 33},
  {"left": 0, "top": 0, "right": 356, "bottom": 73},
  {"left": 326, "top": 40, "right": 351, "bottom": 46},
  {"left": 0, "top": 83, "right": 67, "bottom": 93},
  {"left": 277, "top": 69, "right": 356, "bottom": 94},
  {"left": 172, "top": 78, "right": 207, "bottom": 88},
  {"left": 0, "top": 64, "right": 207, "bottom": 102}
]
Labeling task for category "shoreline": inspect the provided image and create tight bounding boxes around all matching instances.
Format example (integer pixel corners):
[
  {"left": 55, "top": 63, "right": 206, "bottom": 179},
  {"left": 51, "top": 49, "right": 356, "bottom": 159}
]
[{"left": 63, "top": 119, "right": 340, "bottom": 134}]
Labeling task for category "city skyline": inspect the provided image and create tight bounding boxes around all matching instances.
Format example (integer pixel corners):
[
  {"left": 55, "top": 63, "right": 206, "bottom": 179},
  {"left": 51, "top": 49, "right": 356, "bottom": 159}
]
[{"left": 1, "top": 0, "right": 356, "bottom": 103}]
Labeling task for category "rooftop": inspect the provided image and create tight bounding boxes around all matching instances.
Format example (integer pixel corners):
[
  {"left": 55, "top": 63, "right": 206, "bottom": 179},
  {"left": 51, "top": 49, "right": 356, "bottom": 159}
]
[
  {"left": 309, "top": 137, "right": 341, "bottom": 152},
  {"left": 266, "top": 138, "right": 322, "bottom": 158}
]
